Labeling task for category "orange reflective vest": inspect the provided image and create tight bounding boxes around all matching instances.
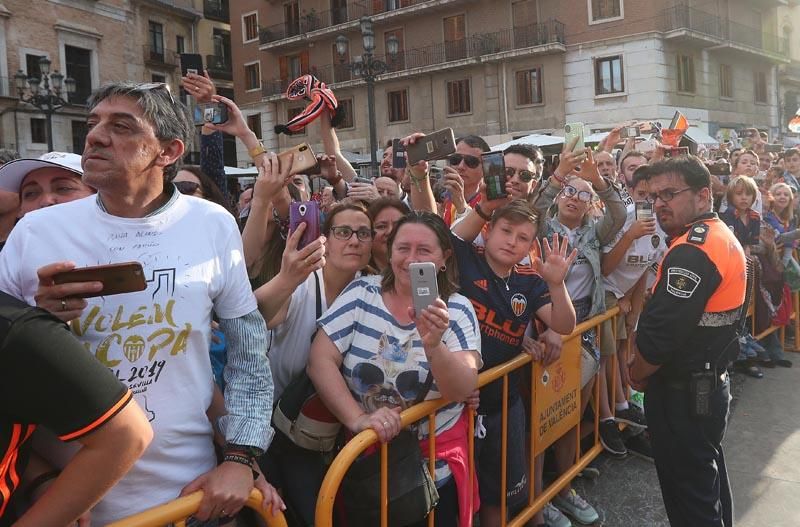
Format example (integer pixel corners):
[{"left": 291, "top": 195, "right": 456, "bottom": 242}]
[{"left": 653, "top": 217, "right": 746, "bottom": 314}]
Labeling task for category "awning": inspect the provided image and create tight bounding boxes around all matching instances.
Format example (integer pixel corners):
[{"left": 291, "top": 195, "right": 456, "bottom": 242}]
[
  {"left": 584, "top": 132, "right": 609, "bottom": 144},
  {"left": 492, "top": 134, "right": 565, "bottom": 151},
  {"left": 684, "top": 127, "right": 719, "bottom": 147}
]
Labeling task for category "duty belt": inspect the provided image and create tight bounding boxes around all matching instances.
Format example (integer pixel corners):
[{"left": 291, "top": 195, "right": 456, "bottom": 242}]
[
  {"left": 698, "top": 307, "right": 741, "bottom": 327},
  {"left": 663, "top": 371, "right": 729, "bottom": 391}
]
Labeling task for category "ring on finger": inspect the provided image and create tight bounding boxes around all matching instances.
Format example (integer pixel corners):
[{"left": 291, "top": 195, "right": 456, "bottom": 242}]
[
  {"left": 383, "top": 421, "right": 389, "bottom": 427},
  {"left": 61, "top": 298, "right": 67, "bottom": 311}
]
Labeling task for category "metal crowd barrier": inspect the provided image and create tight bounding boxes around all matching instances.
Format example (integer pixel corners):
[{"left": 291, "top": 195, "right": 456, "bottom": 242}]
[
  {"left": 315, "top": 307, "right": 621, "bottom": 527},
  {"left": 107, "top": 489, "right": 288, "bottom": 527}
]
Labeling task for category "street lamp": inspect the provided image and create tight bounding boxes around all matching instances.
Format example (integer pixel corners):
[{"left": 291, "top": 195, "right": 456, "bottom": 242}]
[
  {"left": 336, "top": 17, "right": 399, "bottom": 176},
  {"left": 14, "top": 56, "right": 77, "bottom": 152}
]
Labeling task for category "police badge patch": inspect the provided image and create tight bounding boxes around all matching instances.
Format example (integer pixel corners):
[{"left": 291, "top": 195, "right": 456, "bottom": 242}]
[
  {"left": 666, "top": 267, "right": 701, "bottom": 298},
  {"left": 687, "top": 223, "right": 709, "bottom": 244}
]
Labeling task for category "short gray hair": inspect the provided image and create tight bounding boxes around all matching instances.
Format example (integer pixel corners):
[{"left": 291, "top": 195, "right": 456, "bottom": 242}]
[{"left": 88, "top": 82, "right": 193, "bottom": 180}]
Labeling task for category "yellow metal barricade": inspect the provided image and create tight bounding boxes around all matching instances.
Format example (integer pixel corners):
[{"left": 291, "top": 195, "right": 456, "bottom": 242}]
[
  {"left": 108, "top": 489, "right": 288, "bottom": 527},
  {"left": 315, "top": 307, "right": 621, "bottom": 527}
]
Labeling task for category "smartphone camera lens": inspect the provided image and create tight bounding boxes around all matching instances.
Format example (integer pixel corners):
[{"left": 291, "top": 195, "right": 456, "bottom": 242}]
[{"left": 298, "top": 204, "right": 307, "bottom": 215}]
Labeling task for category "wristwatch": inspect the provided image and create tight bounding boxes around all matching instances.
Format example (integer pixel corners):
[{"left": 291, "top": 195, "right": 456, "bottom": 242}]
[{"left": 248, "top": 141, "right": 266, "bottom": 159}]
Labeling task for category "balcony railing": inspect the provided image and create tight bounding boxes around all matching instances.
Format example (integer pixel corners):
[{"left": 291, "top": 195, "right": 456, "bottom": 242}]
[
  {"left": 662, "top": 5, "right": 788, "bottom": 56},
  {"left": 259, "top": 0, "right": 474, "bottom": 45},
  {"left": 143, "top": 45, "right": 179, "bottom": 68},
  {"left": 203, "top": 0, "right": 229, "bottom": 22},
  {"left": 262, "top": 19, "right": 565, "bottom": 97},
  {"left": 206, "top": 54, "right": 232, "bottom": 80}
]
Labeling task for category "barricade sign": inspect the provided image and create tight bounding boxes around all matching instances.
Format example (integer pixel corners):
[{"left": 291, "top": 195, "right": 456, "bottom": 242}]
[{"left": 533, "top": 336, "right": 581, "bottom": 456}]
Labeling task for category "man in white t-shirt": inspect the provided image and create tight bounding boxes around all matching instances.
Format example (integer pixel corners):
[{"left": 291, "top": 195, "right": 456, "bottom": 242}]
[{"left": 0, "top": 82, "right": 279, "bottom": 524}]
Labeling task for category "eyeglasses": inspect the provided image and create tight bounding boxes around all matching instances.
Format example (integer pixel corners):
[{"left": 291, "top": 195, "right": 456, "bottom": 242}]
[
  {"left": 330, "top": 225, "right": 374, "bottom": 242},
  {"left": 175, "top": 181, "right": 202, "bottom": 195},
  {"left": 560, "top": 184, "right": 593, "bottom": 203},
  {"left": 504, "top": 167, "right": 538, "bottom": 183},
  {"left": 647, "top": 187, "right": 692, "bottom": 203},
  {"left": 448, "top": 153, "right": 481, "bottom": 169},
  {"left": 134, "top": 82, "right": 176, "bottom": 105}
]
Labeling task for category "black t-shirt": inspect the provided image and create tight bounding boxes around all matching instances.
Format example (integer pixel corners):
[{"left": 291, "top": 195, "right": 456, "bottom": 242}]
[
  {"left": 450, "top": 234, "right": 550, "bottom": 412},
  {"left": 0, "top": 292, "right": 131, "bottom": 524}
]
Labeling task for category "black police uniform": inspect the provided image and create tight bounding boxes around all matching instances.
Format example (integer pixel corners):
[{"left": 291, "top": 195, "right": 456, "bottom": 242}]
[{"left": 637, "top": 212, "right": 747, "bottom": 527}]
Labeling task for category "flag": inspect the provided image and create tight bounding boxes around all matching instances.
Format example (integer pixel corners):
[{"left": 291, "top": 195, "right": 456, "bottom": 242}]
[{"left": 668, "top": 111, "right": 689, "bottom": 133}]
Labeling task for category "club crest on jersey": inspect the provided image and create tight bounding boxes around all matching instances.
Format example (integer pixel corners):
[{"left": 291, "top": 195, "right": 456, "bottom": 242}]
[{"left": 510, "top": 293, "right": 527, "bottom": 317}]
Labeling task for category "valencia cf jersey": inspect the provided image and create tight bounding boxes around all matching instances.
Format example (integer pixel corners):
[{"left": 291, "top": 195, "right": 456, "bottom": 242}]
[{"left": 450, "top": 233, "right": 550, "bottom": 412}]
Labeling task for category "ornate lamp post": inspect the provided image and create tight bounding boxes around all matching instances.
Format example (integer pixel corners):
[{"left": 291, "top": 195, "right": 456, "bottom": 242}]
[
  {"left": 14, "top": 56, "right": 77, "bottom": 152},
  {"left": 335, "top": 17, "right": 399, "bottom": 176}
]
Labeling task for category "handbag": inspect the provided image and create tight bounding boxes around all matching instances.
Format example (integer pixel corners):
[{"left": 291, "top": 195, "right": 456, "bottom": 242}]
[
  {"left": 340, "top": 372, "right": 439, "bottom": 527},
  {"left": 272, "top": 272, "right": 341, "bottom": 452}
]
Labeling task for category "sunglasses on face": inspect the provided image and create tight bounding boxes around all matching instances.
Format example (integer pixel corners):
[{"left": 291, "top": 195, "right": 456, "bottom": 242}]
[
  {"left": 504, "top": 167, "right": 538, "bottom": 183},
  {"left": 560, "top": 184, "right": 593, "bottom": 203},
  {"left": 448, "top": 153, "right": 481, "bottom": 169},
  {"left": 329, "top": 225, "right": 374, "bottom": 242},
  {"left": 175, "top": 181, "right": 202, "bottom": 195}
]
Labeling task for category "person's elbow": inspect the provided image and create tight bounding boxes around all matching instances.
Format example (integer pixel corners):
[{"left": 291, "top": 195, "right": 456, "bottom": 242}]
[{"left": 551, "top": 316, "right": 576, "bottom": 336}]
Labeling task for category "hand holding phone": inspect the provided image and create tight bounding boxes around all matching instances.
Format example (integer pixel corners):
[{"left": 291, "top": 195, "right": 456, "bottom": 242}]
[
  {"left": 193, "top": 103, "right": 229, "bottom": 125},
  {"left": 289, "top": 201, "right": 321, "bottom": 250},
  {"left": 52, "top": 262, "right": 147, "bottom": 298},
  {"left": 482, "top": 151, "right": 507, "bottom": 200},
  {"left": 565, "top": 122, "right": 585, "bottom": 153},
  {"left": 278, "top": 143, "right": 319, "bottom": 176},
  {"left": 406, "top": 128, "right": 456, "bottom": 165},
  {"left": 180, "top": 53, "right": 204, "bottom": 77}
]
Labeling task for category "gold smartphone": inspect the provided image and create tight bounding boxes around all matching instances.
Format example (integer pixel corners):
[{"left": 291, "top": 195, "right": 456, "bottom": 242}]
[{"left": 278, "top": 143, "right": 319, "bottom": 175}]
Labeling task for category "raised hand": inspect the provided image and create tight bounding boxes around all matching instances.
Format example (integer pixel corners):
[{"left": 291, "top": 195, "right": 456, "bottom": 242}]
[
  {"left": 182, "top": 70, "right": 216, "bottom": 104},
  {"left": 533, "top": 233, "right": 578, "bottom": 286},
  {"left": 252, "top": 152, "right": 291, "bottom": 207},
  {"left": 278, "top": 223, "right": 326, "bottom": 288},
  {"left": 411, "top": 298, "right": 450, "bottom": 352}
]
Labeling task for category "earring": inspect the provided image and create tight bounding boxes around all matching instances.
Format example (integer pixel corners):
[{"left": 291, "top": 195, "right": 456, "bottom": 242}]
[{"left": 439, "top": 264, "right": 447, "bottom": 272}]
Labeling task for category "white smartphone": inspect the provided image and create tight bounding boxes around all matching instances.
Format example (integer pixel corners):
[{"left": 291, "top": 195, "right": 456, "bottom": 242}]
[{"left": 409, "top": 262, "right": 439, "bottom": 316}]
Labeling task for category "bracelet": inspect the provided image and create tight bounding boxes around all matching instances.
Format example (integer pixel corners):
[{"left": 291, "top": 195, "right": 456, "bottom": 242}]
[
  {"left": 408, "top": 168, "right": 428, "bottom": 192},
  {"left": 25, "top": 470, "right": 60, "bottom": 502},
  {"left": 551, "top": 172, "right": 567, "bottom": 186},
  {"left": 475, "top": 203, "right": 492, "bottom": 222},
  {"left": 223, "top": 453, "right": 254, "bottom": 467},
  {"left": 248, "top": 141, "right": 266, "bottom": 159}
]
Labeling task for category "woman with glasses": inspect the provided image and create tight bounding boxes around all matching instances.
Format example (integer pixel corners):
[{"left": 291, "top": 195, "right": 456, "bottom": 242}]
[
  {"left": 531, "top": 145, "right": 626, "bottom": 526},
  {"left": 308, "top": 211, "right": 481, "bottom": 527},
  {"left": 254, "top": 202, "right": 373, "bottom": 525}
]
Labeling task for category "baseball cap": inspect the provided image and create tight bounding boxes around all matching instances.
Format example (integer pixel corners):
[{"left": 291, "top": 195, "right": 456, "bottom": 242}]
[{"left": 0, "top": 152, "right": 83, "bottom": 193}]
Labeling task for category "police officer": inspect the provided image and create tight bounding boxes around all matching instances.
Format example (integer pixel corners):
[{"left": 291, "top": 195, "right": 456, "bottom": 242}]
[{"left": 629, "top": 156, "right": 746, "bottom": 527}]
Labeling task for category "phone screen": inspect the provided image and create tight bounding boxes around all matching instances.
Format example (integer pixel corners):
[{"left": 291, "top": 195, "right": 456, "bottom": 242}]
[
  {"left": 482, "top": 151, "right": 507, "bottom": 200},
  {"left": 635, "top": 201, "right": 653, "bottom": 221},
  {"left": 392, "top": 139, "right": 407, "bottom": 170}
]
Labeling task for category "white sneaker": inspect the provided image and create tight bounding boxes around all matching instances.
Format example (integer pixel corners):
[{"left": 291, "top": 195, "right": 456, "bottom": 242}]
[{"left": 552, "top": 489, "right": 599, "bottom": 525}]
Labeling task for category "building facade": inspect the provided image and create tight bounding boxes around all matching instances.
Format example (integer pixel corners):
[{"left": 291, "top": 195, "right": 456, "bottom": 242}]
[
  {"left": 0, "top": 0, "right": 235, "bottom": 159},
  {"left": 230, "top": 0, "right": 795, "bottom": 165}
]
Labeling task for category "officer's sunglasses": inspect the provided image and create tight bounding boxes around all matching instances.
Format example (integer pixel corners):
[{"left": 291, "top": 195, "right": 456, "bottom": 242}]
[
  {"left": 647, "top": 187, "right": 692, "bottom": 203},
  {"left": 448, "top": 153, "right": 481, "bottom": 169}
]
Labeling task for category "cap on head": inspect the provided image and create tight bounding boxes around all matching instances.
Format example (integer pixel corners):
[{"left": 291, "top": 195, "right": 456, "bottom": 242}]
[{"left": 0, "top": 152, "right": 83, "bottom": 193}]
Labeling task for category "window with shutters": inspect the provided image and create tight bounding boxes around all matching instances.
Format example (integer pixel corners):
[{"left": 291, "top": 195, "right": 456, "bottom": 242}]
[
  {"left": 719, "top": 64, "right": 733, "bottom": 99},
  {"left": 446, "top": 79, "right": 471, "bottom": 115},
  {"left": 516, "top": 67, "right": 543, "bottom": 106},
  {"left": 338, "top": 99, "right": 354, "bottom": 129},
  {"left": 589, "top": 0, "right": 623, "bottom": 23},
  {"left": 285, "top": 1, "right": 300, "bottom": 37},
  {"left": 384, "top": 28, "right": 405, "bottom": 72},
  {"left": 279, "top": 51, "right": 308, "bottom": 81},
  {"left": 331, "top": 0, "right": 348, "bottom": 25},
  {"left": 247, "top": 114, "right": 262, "bottom": 139},
  {"left": 677, "top": 54, "right": 695, "bottom": 93},
  {"left": 388, "top": 89, "right": 409, "bottom": 122},
  {"left": 243, "top": 12, "right": 258, "bottom": 42},
  {"left": 755, "top": 71, "right": 768, "bottom": 104},
  {"left": 244, "top": 62, "right": 260, "bottom": 91},
  {"left": 443, "top": 14, "right": 466, "bottom": 61},
  {"left": 512, "top": 0, "right": 540, "bottom": 47}
]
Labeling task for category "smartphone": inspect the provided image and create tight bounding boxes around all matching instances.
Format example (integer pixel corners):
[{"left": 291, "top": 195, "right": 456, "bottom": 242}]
[
  {"left": 635, "top": 201, "right": 653, "bottom": 221},
  {"left": 278, "top": 143, "right": 319, "bottom": 176},
  {"left": 564, "top": 122, "right": 585, "bottom": 152},
  {"left": 707, "top": 162, "right": 731, "bottom": 177},
  {"left": 409, "top": 262, "right": 439, "bottom": 316},
  {"left": 636, "top": 139, "right": 659, "bottom": 154},
  {"left": 180, "top": 53, "right": 204, "bottom": 77},
  {"left": 392, "top": 138, "right": 407, "bottom": 170},
  {"left": 620, "top": 126, "right": 640, "bottom": 139},
  {"left": 482, "top": 151, "right": 507, "bottom": 200},
  {"left": 663, "top": 146, "right": 689, "bottom": 159},
  {"left": 289, "top": 201, "right": 321, "bottom": 250},
  {"left": 353, "top": 176, "right": 373, "bottom": 184},
  {"left": 406, "top": 128, "right": 456, "bottom": 165},
  {"left": 53, "top": 262, "right": 147, "bottom": 298},
  {"left": 193, "top": 103, "right": 228, "bottom": 125},
  {"left": 765, "top": 144, "right": 783, "bottom": 153}
]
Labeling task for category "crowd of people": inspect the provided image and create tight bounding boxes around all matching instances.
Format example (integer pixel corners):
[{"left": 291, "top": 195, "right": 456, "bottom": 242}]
[{"left": 0, "top": 69, "right": 798, "bottom": 527}]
